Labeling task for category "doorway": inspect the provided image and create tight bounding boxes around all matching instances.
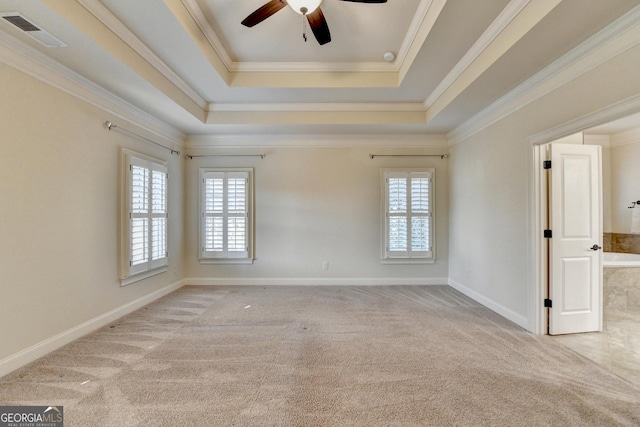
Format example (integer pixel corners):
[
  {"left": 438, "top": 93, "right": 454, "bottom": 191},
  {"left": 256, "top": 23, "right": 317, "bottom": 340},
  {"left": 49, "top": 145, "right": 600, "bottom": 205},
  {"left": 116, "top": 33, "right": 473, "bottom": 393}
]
[
  {"left": 534, "top": 138, "right": 603, "bottom": 336},
  {"left": 531, "top": 111, "right": 640, "bottom": 387}
]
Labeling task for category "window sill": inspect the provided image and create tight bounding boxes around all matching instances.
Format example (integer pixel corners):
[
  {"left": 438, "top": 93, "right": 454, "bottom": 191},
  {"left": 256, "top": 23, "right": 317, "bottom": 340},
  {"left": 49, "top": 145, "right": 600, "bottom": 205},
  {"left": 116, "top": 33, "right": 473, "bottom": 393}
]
[
  {"left": 199, "top": 258, "right": 255, "bottom": 265},
  {"left": 120, "top": 266, "right": 167, "bottom": 287},
  {"left": 381, "top": 258, "right": 436, "bottom": 265}
]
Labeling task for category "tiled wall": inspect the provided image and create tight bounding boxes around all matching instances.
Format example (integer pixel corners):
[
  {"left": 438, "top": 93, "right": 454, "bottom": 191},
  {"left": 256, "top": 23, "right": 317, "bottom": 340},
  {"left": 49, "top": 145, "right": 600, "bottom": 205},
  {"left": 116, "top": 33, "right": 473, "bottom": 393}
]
[
  {"left": 604, "top": 267, "right": 640, "bottom": 313},
  {"left": 603, "top": 233, "right": 640, "bottom": 254}
]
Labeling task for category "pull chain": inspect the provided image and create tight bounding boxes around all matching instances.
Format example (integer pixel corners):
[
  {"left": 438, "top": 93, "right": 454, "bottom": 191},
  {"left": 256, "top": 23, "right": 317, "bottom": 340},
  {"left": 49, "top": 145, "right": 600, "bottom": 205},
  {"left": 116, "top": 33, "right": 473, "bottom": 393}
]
[
  {"left": 300, "top": 6, "right": 309, "bottom": 42},
  {"left": 302, "top": 14, "right": 307, "bottom": 42}
]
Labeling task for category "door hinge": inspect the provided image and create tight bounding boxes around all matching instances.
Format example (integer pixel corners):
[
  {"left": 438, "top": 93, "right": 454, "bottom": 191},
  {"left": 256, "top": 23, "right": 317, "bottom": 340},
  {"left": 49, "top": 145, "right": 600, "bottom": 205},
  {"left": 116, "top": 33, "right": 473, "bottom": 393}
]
[
  {"left": 543, "top": 160, "right": 552, "bottom": 169},
  {"left": 544, "top": 299, "right": 553, "bottom": 308},
  {"left": 544, "top": 229, "right": 552, "bottom": 238}
]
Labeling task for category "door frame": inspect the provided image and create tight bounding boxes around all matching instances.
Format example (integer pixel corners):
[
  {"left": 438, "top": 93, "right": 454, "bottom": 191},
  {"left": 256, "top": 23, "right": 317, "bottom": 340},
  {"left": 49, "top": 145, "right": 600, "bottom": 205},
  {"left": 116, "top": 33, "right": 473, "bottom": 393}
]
[{"left": 528, "top": 98, "right": 640, "bottom": 335}]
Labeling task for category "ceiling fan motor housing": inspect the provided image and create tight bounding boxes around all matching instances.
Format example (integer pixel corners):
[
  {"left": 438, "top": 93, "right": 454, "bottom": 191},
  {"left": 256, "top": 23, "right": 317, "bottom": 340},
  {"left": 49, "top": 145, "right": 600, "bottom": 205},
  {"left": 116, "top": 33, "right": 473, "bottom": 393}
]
[{"left": 287, "top": 0, "right": 323, "bottom": 15}]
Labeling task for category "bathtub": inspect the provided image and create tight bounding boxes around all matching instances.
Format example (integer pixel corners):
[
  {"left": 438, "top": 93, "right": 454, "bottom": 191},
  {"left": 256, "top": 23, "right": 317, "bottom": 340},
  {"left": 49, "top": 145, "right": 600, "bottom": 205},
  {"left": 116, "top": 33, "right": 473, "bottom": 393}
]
[{"left": 603, "top": 252, "right": 640, "bottom": 267}]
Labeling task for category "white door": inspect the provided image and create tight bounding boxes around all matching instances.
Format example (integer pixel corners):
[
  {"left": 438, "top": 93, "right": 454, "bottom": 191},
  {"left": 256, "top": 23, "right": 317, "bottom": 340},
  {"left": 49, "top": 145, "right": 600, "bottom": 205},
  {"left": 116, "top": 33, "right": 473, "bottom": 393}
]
[{"left": 548, "top": 143, "right": 602, "bottom": 335}]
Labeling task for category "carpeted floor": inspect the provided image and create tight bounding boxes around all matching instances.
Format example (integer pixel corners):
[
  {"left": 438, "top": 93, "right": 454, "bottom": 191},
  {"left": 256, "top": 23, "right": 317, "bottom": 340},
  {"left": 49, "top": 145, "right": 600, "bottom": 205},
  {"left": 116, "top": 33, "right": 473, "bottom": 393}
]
[{"left": 1, "top": 285, "right": 639, "bottom": 426}]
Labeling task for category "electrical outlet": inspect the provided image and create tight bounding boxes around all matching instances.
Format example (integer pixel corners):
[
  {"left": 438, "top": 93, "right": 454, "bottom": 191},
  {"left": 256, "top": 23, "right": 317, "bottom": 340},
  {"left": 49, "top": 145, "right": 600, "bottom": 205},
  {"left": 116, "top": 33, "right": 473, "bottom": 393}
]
[{"left": 322, "top": 261, "right": 329, "bottom": 270}]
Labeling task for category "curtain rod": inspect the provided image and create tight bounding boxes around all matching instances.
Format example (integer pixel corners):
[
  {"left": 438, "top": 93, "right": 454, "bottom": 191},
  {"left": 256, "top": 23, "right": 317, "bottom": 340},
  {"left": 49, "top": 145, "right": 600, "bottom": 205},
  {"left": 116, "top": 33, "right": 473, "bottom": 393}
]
[
  {"left": 369, "top": 154, "right": 449, "bottom": 159},
  {"left": 185, "top": 154, "right": 265, "bottom": 159},
  {"left": 105, "top": 121, "right": 180, "bottom": 155}
]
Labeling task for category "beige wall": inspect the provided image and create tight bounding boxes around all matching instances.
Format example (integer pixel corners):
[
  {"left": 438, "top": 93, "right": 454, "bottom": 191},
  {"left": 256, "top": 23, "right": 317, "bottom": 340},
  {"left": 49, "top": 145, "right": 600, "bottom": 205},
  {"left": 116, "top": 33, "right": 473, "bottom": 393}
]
[
  {"left": 0, "top": 63, "right": 185, "bottom": 364},
  {"left": 2, "top": 7, "right": 640, "bottom": 373},
  {"left": 610, "top": 141, "right": 640, "bottom": 233},
  {"left": 448, "top": 42, "right": 640, "bottom": 331},
  {"left": 0, "top": 60, "right": 448, "bottom": 373},
  {"left": 184, "top": 146, "right": 449, "bottom": 284},
  {"left": 602, "top": 145, "right": 613, "bottom": 233}
]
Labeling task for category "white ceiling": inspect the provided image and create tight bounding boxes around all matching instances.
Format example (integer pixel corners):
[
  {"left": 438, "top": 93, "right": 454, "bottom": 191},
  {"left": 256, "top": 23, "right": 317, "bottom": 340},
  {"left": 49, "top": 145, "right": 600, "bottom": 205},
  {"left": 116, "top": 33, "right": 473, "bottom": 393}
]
[{"left": 1, "top": 0, "right": 640, "bottom": 139}]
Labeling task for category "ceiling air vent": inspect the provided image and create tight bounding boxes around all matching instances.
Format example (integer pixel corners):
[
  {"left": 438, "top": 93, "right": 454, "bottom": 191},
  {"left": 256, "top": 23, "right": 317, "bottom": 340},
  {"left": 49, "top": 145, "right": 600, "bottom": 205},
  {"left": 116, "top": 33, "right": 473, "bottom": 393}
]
[{"left": 1, "top": 12, "right": 67, "bottom": 47}]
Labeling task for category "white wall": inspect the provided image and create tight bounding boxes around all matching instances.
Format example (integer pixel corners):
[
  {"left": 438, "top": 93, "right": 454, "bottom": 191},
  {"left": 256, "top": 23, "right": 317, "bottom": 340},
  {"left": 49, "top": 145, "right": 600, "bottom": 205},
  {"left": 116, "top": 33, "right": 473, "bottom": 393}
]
[
  {"left": 610, "top": 140, "right": 640, "bottom": 233},
  {"left": 448, "top": 41, "right": 640, "bottom": 331},
  {"left": 602, "top": 145, "right": 613, "bottom": 234},
  {"left": 0, "top": 63, "right": 184, "bottom": 368},
  {"left": 585, "top": 135, "right": 612, "bottom": 233},
  {"left": 184, "top": 146, "right": 449, "bottom": 284}
]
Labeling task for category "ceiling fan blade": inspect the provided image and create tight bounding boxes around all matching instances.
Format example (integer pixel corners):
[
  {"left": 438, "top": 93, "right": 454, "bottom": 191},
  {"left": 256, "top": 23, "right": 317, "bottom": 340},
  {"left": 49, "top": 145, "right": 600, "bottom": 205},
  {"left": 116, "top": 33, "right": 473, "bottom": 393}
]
[
  {"left": 337, "top": 0, "right": 388, "bottom": 3},
  {"left": 241, "top": 0, "right": 287, "bottom": 27},
  {"left": 306, "top": 7, "right": 331, "bottom": 45}
]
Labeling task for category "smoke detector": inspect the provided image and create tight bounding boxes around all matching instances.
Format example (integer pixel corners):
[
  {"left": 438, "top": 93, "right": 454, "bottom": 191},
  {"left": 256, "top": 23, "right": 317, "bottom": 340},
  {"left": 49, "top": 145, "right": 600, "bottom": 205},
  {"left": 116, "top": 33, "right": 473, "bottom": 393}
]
[{"left": 1, "top": 12, "right": 67, "bottom": 47}]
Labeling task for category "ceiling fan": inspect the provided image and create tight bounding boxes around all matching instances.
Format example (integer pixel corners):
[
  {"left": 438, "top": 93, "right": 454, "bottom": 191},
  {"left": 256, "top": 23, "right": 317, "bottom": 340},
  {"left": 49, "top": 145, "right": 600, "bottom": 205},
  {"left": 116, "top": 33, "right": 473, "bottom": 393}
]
[{"left": 241, "top": 0, "right": 388, "bottom": 46}]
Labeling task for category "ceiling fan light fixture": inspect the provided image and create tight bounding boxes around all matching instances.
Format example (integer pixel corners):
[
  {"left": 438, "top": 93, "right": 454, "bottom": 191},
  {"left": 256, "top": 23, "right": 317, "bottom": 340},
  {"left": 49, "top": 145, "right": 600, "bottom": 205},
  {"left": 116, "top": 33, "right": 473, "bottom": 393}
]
[{"left": 287, "top": 0, "right": 322, "bottom": 15}]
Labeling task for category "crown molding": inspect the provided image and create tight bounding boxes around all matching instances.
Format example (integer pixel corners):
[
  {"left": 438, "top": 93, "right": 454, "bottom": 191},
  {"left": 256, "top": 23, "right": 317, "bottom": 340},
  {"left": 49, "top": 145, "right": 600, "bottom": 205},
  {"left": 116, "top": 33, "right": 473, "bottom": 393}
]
[
  {"left": 179, "top": 0, "right": 397, "bottom": 74},
  {"left": 449, "top": 4, "right": 640, "bottom": 146},
  {"left": 232, "top": 61, "right": 396, "bottom": 73},
  {"left": 583, "top": 134, "right": 611, "bottom": 148},
  {"left": 77, "top": 0, "right": 207, "bottom": 109},
  {"left": 528, "top": 95, "right": 640, "bottom": 146},
  {"left": 208, "top": 102, "right": 425, "bottom": 112},
  {"left": 205, "top": 102, "right": 427, "bottom": 125},
  {"left": 424, "top": 0, "right": 531, "bottom": 109},
  {"left": 610, "top": 127, "right": 640, "bottom": 147},
  {"left": 0, "top": 32, "right": 185, "bottom": 147},
  {"left": 185, "top": 133, "right": 448, "bottom": 149},
  {"left": 173, "top": 0, "right": 439, "bottom": 87},
  {"left": 427, "top": 0, "right": 562, "bottom": 123},
  {"left": 177, "top": 0, "right": 235, "bottom": 72},
  {"left": 41, "top": 0, "right": 206, "bottom": 122},
  {"left": 205, "top": 110, "right": 426, "bottom": 126},
  {"left": 397, "top": 0, "right": 446, "bottom": 83}
]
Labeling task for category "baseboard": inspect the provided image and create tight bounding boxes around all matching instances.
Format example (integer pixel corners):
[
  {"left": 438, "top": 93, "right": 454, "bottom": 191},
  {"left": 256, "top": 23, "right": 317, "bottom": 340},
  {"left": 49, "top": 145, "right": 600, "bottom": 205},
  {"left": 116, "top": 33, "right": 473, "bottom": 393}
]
[
  {"left": 185, "top": 277, "right": 449, "bottom": 287},
  {"left": 0, "top": 280, "right": 185, "bottom": 378},
  {"left": 447, "top": 278, "right": 528, "bottom": 329}
]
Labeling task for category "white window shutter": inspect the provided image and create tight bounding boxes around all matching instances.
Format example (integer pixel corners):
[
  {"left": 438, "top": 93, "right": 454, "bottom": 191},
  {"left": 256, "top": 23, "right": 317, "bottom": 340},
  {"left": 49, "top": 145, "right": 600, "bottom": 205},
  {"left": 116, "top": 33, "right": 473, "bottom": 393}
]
[
  {"left": 123, "top": 152, "right": 168, "bottom": 279},
  {"left": 203, "top": 173, "right": 225, "bottom": 256},
  {"left": 150, "top": 164, "right": 168, "bottom": 270},
  {"left": 383, "top": 169, "right": 433, "bottom": 261},
  {"left": 226, "top": 173, "right": 248, "bottom": 258},
  {"left": 200, "top": 169, "right": 253, "bottom": 261}
]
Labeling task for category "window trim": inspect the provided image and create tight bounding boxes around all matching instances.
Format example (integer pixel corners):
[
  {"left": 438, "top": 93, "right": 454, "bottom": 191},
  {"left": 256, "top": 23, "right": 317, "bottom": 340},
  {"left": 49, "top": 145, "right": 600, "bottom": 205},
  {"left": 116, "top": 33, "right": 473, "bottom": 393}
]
[
  {"left": 381, "top": 168, "right": 435, "bottom": 264},
  {"left": 199, "top": 168, "right": 254, "bottom": 264},
  {"left": 120, "top": 149, "right": 168, "bottom": 285}
]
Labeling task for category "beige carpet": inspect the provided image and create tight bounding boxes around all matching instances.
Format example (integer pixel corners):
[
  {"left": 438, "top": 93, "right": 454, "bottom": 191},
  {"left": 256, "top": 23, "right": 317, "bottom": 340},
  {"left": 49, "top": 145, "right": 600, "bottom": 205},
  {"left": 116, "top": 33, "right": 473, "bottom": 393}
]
[{"left": 1, "top": 285, "right": 639, "bottom": 426}]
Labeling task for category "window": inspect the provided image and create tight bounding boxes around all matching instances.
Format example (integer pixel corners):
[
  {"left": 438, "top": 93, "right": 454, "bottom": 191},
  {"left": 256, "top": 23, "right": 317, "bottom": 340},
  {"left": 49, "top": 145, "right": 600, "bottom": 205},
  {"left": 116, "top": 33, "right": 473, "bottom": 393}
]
[
  {"left": 121, "top": 150, "right": 168, "bottom": 284},
  {"left": 200, "top": 168, "right": 254, "bottom": 263},
  {"left": 382, "top": 169, "right": 434, "bottom": 262}
]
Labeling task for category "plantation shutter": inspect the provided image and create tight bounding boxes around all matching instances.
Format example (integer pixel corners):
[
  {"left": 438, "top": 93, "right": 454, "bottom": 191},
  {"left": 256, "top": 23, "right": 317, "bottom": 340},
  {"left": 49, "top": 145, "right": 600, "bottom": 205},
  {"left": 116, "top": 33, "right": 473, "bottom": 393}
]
[
  {"left": 385, "top": 170, "right": 433, "bottom": 259},
  {"left": 125, "top": 154, "right": 168, "bottom": 277},
  {"left": 130, "top": 160, "right": 149, "bottom": 274},
  {"left": 150, "top": 163, "right": 168, "bottom": 269},
  {"left": 201, "top": 170, "right": 250, "bottom": 259}
]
